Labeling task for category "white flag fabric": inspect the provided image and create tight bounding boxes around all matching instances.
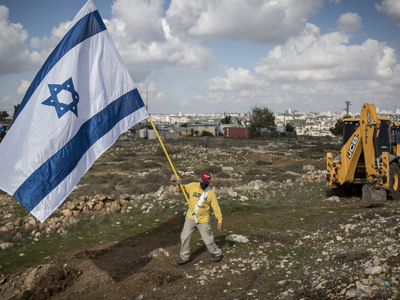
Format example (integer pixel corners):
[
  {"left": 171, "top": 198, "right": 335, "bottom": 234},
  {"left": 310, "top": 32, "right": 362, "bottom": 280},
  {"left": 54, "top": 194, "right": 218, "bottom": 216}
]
[{"left": 0, "top": 0, "right": 148, "bottom": 222}]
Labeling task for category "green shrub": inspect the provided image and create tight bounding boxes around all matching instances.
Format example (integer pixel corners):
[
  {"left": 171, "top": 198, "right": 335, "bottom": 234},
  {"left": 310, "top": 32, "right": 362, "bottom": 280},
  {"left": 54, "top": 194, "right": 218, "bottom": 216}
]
[
  {"left": 201, "top": 130, "right": 214, "bottom": 137},
  {"left": 255, "top": 160, "right": 272, "bottom": 166},
  {"left": 120, "top": 163, "right": 134, "bottom": 171}
]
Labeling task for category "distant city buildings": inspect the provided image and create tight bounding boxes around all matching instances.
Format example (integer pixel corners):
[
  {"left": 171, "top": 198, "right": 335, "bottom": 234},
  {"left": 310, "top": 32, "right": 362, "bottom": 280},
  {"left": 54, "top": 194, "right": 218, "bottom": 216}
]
[{"left": 143, "top": 108, "right": 400, "bottom": 138}]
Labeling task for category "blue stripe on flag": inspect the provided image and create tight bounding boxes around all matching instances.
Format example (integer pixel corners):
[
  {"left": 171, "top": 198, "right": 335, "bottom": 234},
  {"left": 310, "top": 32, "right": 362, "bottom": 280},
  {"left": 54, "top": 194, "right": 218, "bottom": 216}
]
[
  {"left": 13, "top": 11, "right": 106, "bottom": 124},
  {"left": 13, "top": 89, "right": 145, "bottom": 211}
]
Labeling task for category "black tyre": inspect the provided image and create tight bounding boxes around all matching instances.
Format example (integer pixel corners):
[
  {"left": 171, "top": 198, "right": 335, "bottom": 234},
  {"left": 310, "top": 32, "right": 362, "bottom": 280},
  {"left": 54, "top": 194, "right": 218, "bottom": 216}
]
[
  {"left": 341, "top": 183, "right": 354, "bottom": 197},
  {"left": 387, "top": 162, "right": 400, "bottom": 200},
  {"left": 333, "top": 183, "right": 353, "bottom": 197},
  {"left": 353, "top": 184, "right": 363, "bottom": 196}
]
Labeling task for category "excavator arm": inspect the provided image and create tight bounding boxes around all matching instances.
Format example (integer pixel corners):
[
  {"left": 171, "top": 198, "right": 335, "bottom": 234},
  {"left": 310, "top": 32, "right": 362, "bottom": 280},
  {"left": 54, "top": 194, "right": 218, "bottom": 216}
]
[
  {"left": 333, "top": 124, "right": 363, "bottom": 184},
  {"left": 359, "top": 104, "right": 383, "bottom": 184}
]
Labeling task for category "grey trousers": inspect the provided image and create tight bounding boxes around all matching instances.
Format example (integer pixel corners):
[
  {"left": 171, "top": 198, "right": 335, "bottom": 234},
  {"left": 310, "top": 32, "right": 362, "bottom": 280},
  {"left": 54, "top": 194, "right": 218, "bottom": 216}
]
[{"left": 180, "top": 217, "right": 222, "bottom": 261}]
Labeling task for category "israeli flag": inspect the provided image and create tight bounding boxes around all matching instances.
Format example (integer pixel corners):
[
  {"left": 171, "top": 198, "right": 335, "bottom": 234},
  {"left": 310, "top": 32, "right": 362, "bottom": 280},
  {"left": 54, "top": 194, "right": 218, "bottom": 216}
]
[{"left": 0, "top": 0, "right": 148, "bottom": 222}]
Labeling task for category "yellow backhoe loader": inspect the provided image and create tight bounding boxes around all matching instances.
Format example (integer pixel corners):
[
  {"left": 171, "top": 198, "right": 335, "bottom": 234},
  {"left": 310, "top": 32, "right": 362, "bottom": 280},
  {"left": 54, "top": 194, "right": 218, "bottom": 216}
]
[{"left": 327, "top": 103, "right": 399, "bottom": 207}]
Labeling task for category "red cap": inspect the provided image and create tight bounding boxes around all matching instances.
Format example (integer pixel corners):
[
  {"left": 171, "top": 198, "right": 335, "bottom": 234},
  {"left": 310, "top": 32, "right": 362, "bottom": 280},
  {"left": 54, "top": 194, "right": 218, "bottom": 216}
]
[{"left": 201, "top": 173, "right": 211, "bottom": 182}]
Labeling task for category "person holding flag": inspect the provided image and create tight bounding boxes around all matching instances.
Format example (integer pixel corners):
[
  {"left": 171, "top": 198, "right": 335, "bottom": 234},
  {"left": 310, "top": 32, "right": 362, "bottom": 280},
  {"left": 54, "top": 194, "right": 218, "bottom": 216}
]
[{"left": 175, "top": 173, "right": 223, "bottom": 265}]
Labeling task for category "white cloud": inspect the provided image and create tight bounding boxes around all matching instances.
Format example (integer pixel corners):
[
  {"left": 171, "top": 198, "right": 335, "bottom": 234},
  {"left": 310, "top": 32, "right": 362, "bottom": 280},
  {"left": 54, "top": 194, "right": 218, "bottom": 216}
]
[
  {"left": 135, "top": 82, "right": 159, "bottom": 102},
  {"left": 17, "top": 80, "right": 31, "bottom": 96},
  {"left": 337, "top": 12, "right": 362, "bottom": 32},
  {"left": 0, "top": 96, "right": 14, "bottom": 113},
  {"left": 30, "top": 37, "right": 41, "bottom": 49},
  {"left": 0, "top": 5, "right": 47, "bottom": 76},
  {"left": 197, "top": 86, "right": 285, "bottom": 111},
  {"left": 167, "top": 0, "right": 324, "bottom": 43},
  {"left": 133, "top": 81, "right": 170, "bottom": 112},
  {"left": 181, "top": 66, "right": 275, "bottom": 111},
  {"left": 386, "top": 64, "right": 400, "bottom": 86},
  {"left": 254, "top": 23, "right": 397, "bottom": 82},
  {"left": 0, "top": 0, "right": 326, "bottom": 85},
  {"left": 1, "top": 0, "right": 213, "bottom": 81},
  {"left": 29, "top": 21, "right": 71, "bottom": 51},
  {"left": 206, "top": 66, "right": 268, "bottom": 91},
  {"left": 104, "top": 0, "right": 214, "bottom": 82},
  {"left": 193, "top": 21, "right": 400, "bottom": 113},
  {"left": 110, "top": 0, "right": 165, "bottom": 43},
  {"left": 279, "top": 80, "right": 397, "bottom": 110},
  {"left": 0, "top": 96, "right": 10, "bottom": 105},
  {"left": 43, "top": 21, "right": 71, "bottom": 49},
  {"left": 376, "top": 0, "right": 400, "bottom": 26}
]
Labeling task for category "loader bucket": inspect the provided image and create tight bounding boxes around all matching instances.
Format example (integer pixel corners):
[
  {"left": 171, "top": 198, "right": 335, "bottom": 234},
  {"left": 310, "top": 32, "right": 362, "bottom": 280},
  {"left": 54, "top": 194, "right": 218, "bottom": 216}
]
[{"left": 359, "top": 184, "right": 386, "bottom": 207}]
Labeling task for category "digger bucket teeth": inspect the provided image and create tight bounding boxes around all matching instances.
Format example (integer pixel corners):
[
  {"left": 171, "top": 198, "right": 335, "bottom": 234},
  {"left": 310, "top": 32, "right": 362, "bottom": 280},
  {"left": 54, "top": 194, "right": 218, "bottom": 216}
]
[{"left": 359, "top": 184, "right": 386, "bottom": 207}]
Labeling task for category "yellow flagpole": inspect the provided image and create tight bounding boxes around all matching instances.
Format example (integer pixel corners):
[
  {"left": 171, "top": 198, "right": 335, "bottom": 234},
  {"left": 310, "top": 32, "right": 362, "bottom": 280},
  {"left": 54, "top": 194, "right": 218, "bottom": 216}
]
[{"left": 147, "top": 116, "right": 195, "bottom": 214}]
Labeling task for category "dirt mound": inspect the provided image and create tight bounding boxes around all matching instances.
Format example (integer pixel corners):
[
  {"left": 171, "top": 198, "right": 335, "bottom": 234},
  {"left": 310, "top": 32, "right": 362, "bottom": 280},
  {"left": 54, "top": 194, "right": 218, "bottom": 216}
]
[
  {"left": 0, "top": 263, "right": 80, "bottom": 300},
  {"left": 162, "top": 214, "right": 181, "bottom": 224},
  {"left": 136, "top": 270, "right": 182, "bottom": 286}
]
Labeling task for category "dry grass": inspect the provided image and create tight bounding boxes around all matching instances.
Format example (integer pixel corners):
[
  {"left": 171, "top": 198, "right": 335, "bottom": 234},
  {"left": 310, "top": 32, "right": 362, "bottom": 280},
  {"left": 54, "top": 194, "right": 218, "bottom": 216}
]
[
  {"left": 125, "top": 183, "right": 159, "bottom": 195},
  {"left": 117, "top": 150, "right": 137, "bottom": 157},
  {"left": 282, "top": 163, "right": 308, "bottom": 174},
  {"left": 335, "top": 250, "right": 371, "bottom": 263},
  {"left": 255, "top": 160, "right": 272, "bottom": 166},
  {"left": 140, "top": 161, "right": 162, "bottom": 168},
  {"left": 74, "top": 184, "right": 116, "bottom": 198},
  {"left": 112, "top": 157, "right": 126, "bottom": 162},
  {"left": 194, "top": 165, "right": 222, "bottom": 175},
  {"left": 210, "top": 179, "right": 236, "bottom": 188},
  {"left": 246, "top": 169, "right": 264, "bottom": 176},
  {"left": 155, "top": 147, "right": 177, "bottom": 156},
  {"left": 120, "top": 163, "right": 135, "bottom": 171},
  {"left": 216, "top": 171, "right": 230, "bottom": 178},
  {"left": 160, "top": 168, "right": 174, "bottom": 177}
]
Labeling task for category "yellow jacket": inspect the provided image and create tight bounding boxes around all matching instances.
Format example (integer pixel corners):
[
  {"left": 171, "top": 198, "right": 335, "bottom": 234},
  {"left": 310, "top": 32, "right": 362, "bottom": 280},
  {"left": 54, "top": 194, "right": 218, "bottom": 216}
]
[{"left": 177, "top": 182, "right": 223, "bottom": 224}]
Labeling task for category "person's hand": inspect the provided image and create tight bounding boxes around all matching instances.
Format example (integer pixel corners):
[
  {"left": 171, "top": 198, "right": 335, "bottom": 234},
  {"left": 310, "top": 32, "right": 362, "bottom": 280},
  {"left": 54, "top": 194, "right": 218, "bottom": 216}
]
[
  {"left": 176, "top": 179, "right": 182, "bottom": 186},
  {"left": 217, "top": 223, "right": 222, "bottom": 230}
]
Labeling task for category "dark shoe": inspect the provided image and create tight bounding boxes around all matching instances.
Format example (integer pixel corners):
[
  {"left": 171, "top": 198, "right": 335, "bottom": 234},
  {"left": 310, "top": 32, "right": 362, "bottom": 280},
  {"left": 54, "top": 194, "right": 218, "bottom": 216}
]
[
  {"left": 213, "top": 254, "right": 223, "bottom": 263},
  {"left": 177, "top": 259, "right": 190, "bottom": 265}
]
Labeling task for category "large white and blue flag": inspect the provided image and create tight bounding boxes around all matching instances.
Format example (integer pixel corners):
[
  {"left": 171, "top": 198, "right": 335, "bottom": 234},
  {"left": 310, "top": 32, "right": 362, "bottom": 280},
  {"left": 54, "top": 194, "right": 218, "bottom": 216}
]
[{"left": 0, "top": 0, "right": 148, "bottom": 222}]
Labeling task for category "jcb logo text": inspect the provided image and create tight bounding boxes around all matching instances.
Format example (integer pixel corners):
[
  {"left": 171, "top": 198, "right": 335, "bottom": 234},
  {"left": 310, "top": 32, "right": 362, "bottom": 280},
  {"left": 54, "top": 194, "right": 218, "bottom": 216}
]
[{"left": 347, "top": 136, "right": 359, "bottom": 159}]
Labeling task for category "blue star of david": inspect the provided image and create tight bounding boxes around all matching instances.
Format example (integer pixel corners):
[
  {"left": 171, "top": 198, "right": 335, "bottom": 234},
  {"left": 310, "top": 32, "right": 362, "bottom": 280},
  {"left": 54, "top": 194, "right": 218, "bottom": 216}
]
[{"left": 42, "top": 78, "right": 79, "bottom": 118}]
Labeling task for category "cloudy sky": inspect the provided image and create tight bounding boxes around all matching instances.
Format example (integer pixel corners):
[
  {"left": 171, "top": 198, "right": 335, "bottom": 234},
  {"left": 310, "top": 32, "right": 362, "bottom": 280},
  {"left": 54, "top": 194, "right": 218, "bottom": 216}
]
[{"left": 0, "top": 0, "right": 399, "bottom": 115}]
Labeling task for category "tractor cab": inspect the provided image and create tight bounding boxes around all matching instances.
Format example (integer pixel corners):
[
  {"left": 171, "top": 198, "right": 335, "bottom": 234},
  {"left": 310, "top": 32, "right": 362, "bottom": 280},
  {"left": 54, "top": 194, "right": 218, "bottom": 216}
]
[
  {"left": 342, "top": 119, "right": 359, "bottom": 146},
  {"left": 342, "top": 117, "right": 391, "bottom": 157},
  {"left": 375, "top": 118, "right": 391, "bottom": 156},
  {"left": 391, "top": 122, "right": 400, "bottom": 156}
]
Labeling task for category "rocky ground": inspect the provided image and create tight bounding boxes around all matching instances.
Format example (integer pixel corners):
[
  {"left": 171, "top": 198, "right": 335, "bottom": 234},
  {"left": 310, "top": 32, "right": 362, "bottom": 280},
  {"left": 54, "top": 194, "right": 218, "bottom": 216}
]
[{"left": 1, "top": 135, "right": 400, "bottom": 299}]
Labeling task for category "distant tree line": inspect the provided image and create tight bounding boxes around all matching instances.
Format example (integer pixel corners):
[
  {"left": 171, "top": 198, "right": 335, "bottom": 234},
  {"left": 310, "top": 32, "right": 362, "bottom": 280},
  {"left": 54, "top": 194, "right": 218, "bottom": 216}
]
[
  {"left": 329, "top": 115, "right": 350, "bottom": 136},
  {"left": 0, "top": 111, "right": 9, "bottom": 120},
  {"left": 286, "top": 123, "right": 295, "bottom": 133},
  {"left": 221, "top": 107, "right": 296, "bottom": 136},
  {"left": 220, "top": 115, "right": 243, "bottom": 125},
  {"left": 249, "top": 106, "right": 276, "bottom": 136},
  {"left": 0, "top": 104, "right": 21, "bottom": 121}
]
